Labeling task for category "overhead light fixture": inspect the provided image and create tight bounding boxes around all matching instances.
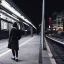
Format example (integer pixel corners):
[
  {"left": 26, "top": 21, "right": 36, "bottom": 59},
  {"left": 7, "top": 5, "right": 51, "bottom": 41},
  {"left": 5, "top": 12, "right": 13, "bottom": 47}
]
[
  {"left": 0, "top": 9, "right": 19, "bottom": 21},
  {"left": 23, "top": 22, "right": 29, "bottom": 26},
  {"left": 1, "top": 0, "right": 21, "bottom": 17},
  {"left": 32, "top": 25, "right": 37, "bottom": 29}
]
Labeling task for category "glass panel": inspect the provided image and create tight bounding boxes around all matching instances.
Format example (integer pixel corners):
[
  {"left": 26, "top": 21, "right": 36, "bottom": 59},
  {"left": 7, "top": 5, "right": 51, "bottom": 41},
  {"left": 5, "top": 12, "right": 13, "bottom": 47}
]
[{"left": 1, "top": 20, "right": 8, "bottom": 30}]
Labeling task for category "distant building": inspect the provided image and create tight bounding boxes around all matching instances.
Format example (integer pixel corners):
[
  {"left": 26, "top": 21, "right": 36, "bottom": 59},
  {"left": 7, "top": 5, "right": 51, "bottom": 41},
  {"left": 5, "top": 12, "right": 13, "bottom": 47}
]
[{"left": 52, "top": 11, "right": 64, "bottom": 31}]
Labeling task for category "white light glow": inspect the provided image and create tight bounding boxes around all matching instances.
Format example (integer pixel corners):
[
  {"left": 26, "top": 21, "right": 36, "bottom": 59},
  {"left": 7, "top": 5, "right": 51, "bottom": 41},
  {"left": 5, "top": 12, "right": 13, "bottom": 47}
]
[
  {"left": 32, "top": 25, "right": 37, "bottom": 29},
  {"left": 53, "top": 29, "right": 55, "bottom": 30},
  {"left": 1, "top": 0, "right": 21, "bottom": 18},
  {"left": 23, "top": 22, "right": 29, "bottom": 26},
  {"left": 25, "top": 30, "right": 28, "bottom": 31},
  {"left": 0, "top": 9, "right": 19, "bottom": 21},
  {"left": 49, "top": 25, "right": 50, "bottom": 28}
]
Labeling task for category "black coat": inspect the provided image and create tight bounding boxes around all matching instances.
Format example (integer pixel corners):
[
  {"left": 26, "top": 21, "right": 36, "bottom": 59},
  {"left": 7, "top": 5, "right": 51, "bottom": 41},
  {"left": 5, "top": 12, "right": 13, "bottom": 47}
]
[{"left": 8, "top": 27, "right": 21, "bottom": 50}]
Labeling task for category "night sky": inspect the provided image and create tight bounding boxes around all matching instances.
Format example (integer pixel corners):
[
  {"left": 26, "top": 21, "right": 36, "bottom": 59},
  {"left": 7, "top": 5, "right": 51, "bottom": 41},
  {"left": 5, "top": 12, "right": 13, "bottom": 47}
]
[
  {"left": 11, "top": 0, "right": 64, "bottom": 29},
  {"left": 12, "top": 0, "right": 42, "bottom": 28},
  {"left": 45, "top": 0, "right": 64, "bottom": 29}
]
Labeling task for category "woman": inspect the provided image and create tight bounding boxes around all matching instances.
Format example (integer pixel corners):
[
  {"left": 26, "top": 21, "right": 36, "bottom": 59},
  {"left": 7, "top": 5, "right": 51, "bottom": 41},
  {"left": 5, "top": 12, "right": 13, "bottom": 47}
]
[{"left": 8, "top": 22, "right": 21, "bottom": 61}]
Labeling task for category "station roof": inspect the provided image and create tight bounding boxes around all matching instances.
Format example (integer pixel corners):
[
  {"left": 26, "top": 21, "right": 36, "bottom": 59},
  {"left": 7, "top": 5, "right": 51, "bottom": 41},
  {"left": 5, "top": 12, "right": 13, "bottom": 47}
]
[
  {"left": 9, "top": 0, "right": 42, "bottom": 28},
  {"left": 1, "top": 0, "right": 40, "bottom": 29}
]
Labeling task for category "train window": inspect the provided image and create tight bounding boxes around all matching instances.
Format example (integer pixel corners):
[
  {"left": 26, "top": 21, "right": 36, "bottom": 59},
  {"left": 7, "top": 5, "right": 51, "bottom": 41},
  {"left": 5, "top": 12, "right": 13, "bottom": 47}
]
[{"left": 1, "top": 20, "right": 8, "bottom": 30}]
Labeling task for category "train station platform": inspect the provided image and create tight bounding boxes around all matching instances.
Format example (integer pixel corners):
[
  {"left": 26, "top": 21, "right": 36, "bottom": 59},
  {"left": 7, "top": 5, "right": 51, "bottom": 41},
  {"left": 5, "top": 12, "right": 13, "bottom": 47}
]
[
  {"left": 0, "top": 35, "right": 40, "bottom": 64},
  {"left": 0, "top": 35, "right": 56, "bottom": 64}
]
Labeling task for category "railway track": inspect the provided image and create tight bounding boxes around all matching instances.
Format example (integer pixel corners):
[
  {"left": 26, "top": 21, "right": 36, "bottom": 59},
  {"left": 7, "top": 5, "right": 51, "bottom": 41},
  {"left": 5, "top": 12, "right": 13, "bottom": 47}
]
[{"left": 46, "top": 37, "right": 64, "bottom": 64}]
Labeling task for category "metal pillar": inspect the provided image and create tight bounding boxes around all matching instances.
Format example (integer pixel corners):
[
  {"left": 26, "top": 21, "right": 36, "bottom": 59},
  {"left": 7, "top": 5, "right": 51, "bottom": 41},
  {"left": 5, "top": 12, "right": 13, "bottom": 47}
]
[
  {"left": 41, "top": 0, "right": 46, "bottom": 50},
  {"left": 31, "top": 26, "right": 33, "bottom": 37}
]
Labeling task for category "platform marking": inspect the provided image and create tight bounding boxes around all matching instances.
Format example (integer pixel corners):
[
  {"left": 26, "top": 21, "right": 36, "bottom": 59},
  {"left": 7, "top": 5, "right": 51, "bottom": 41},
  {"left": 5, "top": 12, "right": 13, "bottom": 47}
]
[
  {"left": 0, "top": 36, "right": 36, "bottom": 57},
  {"left": 19, "top": 36, "right": 36, "bottom": 47},
  {"left": 45, "top": 38, "right": 57, "bottom": 64}
]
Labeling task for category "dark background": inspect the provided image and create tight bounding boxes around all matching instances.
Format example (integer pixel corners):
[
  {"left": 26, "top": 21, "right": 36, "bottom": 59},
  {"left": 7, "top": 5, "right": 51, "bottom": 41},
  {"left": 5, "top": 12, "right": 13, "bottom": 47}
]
[
  {"left": 12, "top": 0, "right": 64, "bottom": 29},
  {"left": 12, "top": 0, "right": 42, "bottom": 29},
  {"left": 45, "top": 0, "right": 64, "bottom": 29}
]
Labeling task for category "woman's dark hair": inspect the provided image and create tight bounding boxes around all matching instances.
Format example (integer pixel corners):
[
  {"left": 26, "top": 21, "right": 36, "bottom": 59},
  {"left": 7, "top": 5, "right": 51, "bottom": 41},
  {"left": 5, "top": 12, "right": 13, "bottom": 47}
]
[{"left": 13, "top": 22, "right": 18, "bottom": 28}]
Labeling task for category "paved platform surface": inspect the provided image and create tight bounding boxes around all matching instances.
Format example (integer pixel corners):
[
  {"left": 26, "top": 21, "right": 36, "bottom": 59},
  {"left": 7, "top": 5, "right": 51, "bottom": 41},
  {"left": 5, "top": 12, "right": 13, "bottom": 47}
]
[
  {"left": 0, "top": 35, "right": 40, "bottom": 64},
  {"left": 0, "top": 35, "right": 57, "bottom": 64}
]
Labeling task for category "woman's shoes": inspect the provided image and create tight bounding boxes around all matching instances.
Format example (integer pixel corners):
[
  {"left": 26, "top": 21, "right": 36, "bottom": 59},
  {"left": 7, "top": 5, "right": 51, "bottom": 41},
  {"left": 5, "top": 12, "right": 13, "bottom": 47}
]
[
  {"left": 15, "top": 58, "right": 18, "bottom": 61},
  {"left": 11, "top": 57, "right": 15, "bottom": 60},
  {"left": 15, "top": 57, "right": 18, "bottom": 62},
  {"left": 11, "top": 57, "right": 18, "bottom": 62}
]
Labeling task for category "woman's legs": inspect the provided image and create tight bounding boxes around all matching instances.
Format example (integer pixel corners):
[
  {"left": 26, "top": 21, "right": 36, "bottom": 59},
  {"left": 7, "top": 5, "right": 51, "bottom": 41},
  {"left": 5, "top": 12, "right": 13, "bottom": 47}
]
[
  {"left": 15, "top": 50, "right": 18, "bottom": 61},
  {"left": 11, "top": 49, "right": 18, "bottom": 61},
  {"left": 15, "top": 50, "right": 18, "bottom": 58},
  {"left": 12, "top": 50, "right": 18, "bottom": 57},
  {"left": 12, "top": 49, "right": 15, "bottom": 57},
  {"left": 11, "top": 49, "right": 15, "bottom": 59}
]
